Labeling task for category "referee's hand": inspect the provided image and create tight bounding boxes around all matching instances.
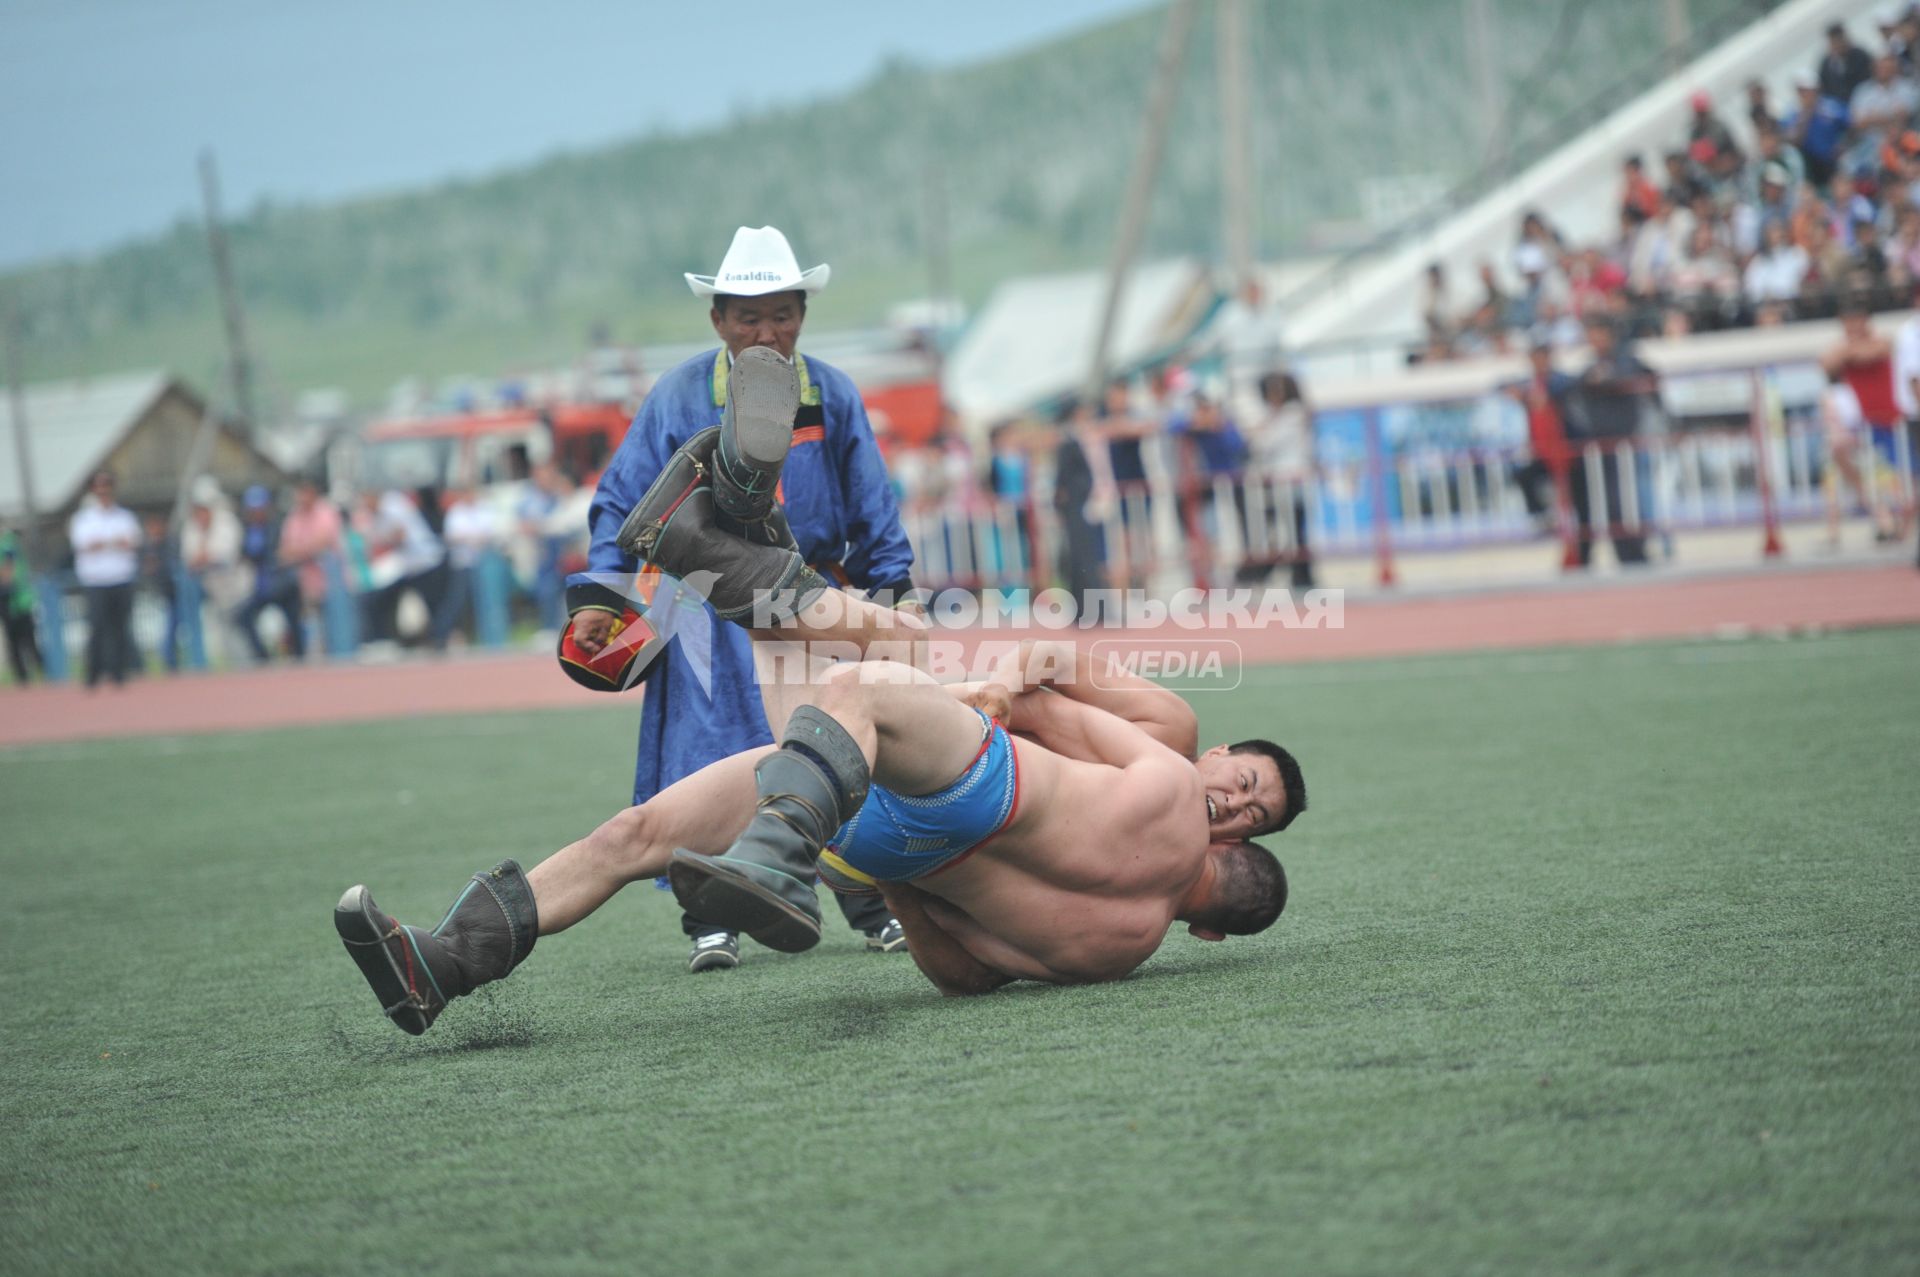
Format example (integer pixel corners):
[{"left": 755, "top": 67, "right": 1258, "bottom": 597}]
[{"left": 569, "top": 609, "right": 615, "bottom": 657}]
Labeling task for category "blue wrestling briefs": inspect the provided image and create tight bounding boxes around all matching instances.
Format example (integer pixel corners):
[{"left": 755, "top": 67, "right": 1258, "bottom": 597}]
[{"left": 816, "top": 709, "right": 1020, "bottom": 894}]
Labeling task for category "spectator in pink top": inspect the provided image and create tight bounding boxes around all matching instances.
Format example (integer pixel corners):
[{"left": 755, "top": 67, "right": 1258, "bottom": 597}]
[{"left": 278, "top": 478, "right": 344, "bottom": 619}]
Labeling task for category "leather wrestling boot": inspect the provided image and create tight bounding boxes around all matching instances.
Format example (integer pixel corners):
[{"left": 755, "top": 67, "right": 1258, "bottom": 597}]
[
  {"left": 668, "top": 705, "right": 871, "bottom": 953},
  {"left": 334, "top": 860, "right": 538, "bottom": 1035},
  {"left": 613, "top": 426, "right": 830, "bottom": 624},
  {"left": 712, "top": 345, "right": 800, "bottom": 529}
]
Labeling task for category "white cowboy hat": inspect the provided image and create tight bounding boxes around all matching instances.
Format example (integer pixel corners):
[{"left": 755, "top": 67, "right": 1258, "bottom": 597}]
[{"left": 685, "top": 225, "right": 830, "bottom": 299}]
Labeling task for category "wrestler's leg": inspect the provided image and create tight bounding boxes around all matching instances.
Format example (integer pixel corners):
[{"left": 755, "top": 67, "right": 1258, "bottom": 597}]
[
  {"left": 336, "top": 748, "right": 770, "bottom": 1034},
  {"left": 528, "top": 747, "right": 770, "bottom": 934},
  {"left": 752, "top": 638, "right": 941, "bottom": 745},
  {"left": 798, "top": 668, "right": 994, "bottom": 797}
]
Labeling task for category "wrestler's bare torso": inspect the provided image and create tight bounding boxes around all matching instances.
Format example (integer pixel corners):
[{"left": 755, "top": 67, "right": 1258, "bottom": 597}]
[
  {"left": 883, "top": 690, "right": 1214, "bottom": 984},
  {"left": 740, "top": 642, "right": 1219, "bottom": 986}
]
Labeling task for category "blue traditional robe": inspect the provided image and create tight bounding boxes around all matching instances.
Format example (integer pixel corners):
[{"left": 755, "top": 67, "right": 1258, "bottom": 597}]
[{"left": 570, "top": 348, "right": 914, "bottom": 805}]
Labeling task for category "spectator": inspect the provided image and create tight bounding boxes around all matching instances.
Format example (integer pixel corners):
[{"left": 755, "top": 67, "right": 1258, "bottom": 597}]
[
  {"left": 1096, "top": 377, "right": 1160, "bottom": 586},
  {"left": 1503, "top": 338, "right": 1578, "bottom": 526},
  {"left": 984, "top": 420, "right": 1036, "bottom": 581},
  {"left": 1620, "top": 155, "right": 1663, "bottom": 219},
  {"left": 1701, "top": 140, "right": 1749, "bottom": 205},
  {"left": 1818, "top": 22, "right": 1875, "bottom": 103},
  {"left": 1661, "top": 149, "right": 1705, "bottom": 209},
  {"left": 1238, "top": 371, "right": 1317, "bottom": 590},
  {"left": 1879, "top": 128, "right": 1920, "bottom": 199},
  {"left": 1516, "top": 209, "right": 1563, "bottom": 255},
  {"left": 1687, "top": 91, "right": 1738, "bottom": 159},
  {"left": 1745, "top": 217, "right": 1811, "bottom": 313},
  {"left": 433, "top": 483, "right": 499, "bottom": 650},
  {"left": 1051, "top": 398, "right": 1110, "bottom": 604},
  {"left": 235, "top": 485, "right": 307, "bottom": 663},
  {"left": 1783, "top": 75, "right": 1849, "bottom": 185},
  {"left": 1801, "top": 213, "right": 1852, "bottom": 307},
  {"left": 1825, "top": 296, "right": 1912, "bottom": 539},
  {"left": 1846, "top": 54, "right": 1920, "bottom": 172},
  {"left": 1168, "top": 390, "right": 1247, "bottom": 581},
  {"left": 1567, "top": 245, "right": 1627, "bottom": 320},
  {"left": 1851, "top": 217, "right": 1894, "bottom": 292},
  {"left": 1509, "top": 241, "right": 1570, "bottom": 331},
  {"left": 179, "top": 478, "right": 244, "bottom": 663},
  {"left": 1895, "top": 9, "right": 1920, "bottom": 71},
  {"left": 139, "top": 513, "right": 181, "bottom": 671},
  {"left": 1669, "top": 189, "right": 1725, "bottom": 257},
  {"left": 68, "top": 469, "right": 141, "bottom": 688},
  {"left": 1892, "top": 205, "right": 1920, "bottom": 281},
  {"left": 1169, "top": 390, "right": 1246, "bottom": 479},
  {"left": 356, "top": 488, "right": 446, "bottom": 644},
  {"left": 1817, "top": 371, "right": 1880, "bottom": 547},
  {"left": 517, "top": 461, "right": 570, "bottom": 632},
  {"left": 1666, "top": 223, "right": 1739, "bottom": 332},
  {"left": 1421, "top": 261, "right": 1454, "bottom": 342},
  {"left": 0, "top": 522, "right": 43, "bottom": 685},
  {"left": 1750, "top": 162, "right": 1798, "bottom": 235},
  {"left": 1883, "top": 4, "right": 1917, "bottom": 67},
  {"left": 1752, "top": 123, "right": 1807, "bottom": 194},
  {"left": 278, "top": 477, "right": 345, "bottom": 639},
  {"left": 1620, "top": 205, "right": 1672, "bottom": 301},
  {"left": 1745, "top": 77, "right": 1776, "bottom": 132},
  {"left": 1564, "top": 320, "right": 1656, "bottom": 567}
]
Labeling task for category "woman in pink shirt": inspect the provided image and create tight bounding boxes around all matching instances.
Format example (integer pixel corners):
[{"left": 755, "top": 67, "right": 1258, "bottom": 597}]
[{"left": 277, "top": 478, "right": 344, "bottom": 618}]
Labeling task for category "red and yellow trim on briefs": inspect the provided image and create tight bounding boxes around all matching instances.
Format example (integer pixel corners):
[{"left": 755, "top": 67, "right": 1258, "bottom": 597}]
[{"left": 817, "top": 848, "right": 879, "bottom": 892}]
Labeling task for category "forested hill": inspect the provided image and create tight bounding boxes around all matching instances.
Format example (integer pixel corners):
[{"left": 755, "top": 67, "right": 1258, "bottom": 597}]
[{"left": 7, "top": 0, "right": 1770, "bottom": 406}]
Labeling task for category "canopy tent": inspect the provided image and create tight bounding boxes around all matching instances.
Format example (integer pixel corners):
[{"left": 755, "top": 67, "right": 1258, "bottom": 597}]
[{"left": 943, "top": 258, "right": 1221, "bottom": 429}]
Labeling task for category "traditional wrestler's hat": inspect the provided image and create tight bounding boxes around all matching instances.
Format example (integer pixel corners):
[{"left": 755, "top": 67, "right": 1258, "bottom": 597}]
[{"left": 685, "top": 226, "right": 831, "bottom": 299}]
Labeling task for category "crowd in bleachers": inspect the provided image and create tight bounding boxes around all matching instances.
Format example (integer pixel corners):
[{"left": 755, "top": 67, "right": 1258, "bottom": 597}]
[
  {"left": 0, "top": 466, "right": 592, "bottom": 686},
  {"left": 884, "top": 368, "right": 1321, "bottom": 596},
  {"left": 1418, "top": 10, "right": 1920, "bottom": 361}
]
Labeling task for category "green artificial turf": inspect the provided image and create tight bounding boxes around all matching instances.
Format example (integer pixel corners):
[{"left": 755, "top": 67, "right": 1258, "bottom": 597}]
[{"left": 2, "top": 630, "right": 1916, "bottom": 1276}]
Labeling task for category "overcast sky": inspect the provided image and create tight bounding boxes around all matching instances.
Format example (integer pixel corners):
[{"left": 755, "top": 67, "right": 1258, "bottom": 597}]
[{"left": 0, "top": 0, "right": 1150, "bottom": 270}]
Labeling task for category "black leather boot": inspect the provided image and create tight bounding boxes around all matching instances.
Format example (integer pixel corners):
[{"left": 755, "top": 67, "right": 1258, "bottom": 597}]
[
  {"left": 668, "top": 705, "right": 871, "bottom": 952},
  {"left": 613, "top": 426, "right": 829, "bottom": 624},
  {"left": 713, "top": 345, "right": 799, "bottom": 528},
  {"left": 335, "top": 860, "right": 538, "bottom": 1035}
]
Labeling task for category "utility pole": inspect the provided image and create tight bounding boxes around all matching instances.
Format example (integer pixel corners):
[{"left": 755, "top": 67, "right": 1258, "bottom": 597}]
[
  {"left": 1085, "top": 0, "right": 1201, "bottom": 404},
  {"left": 4, "top": 303, "right": 40, "bottom": 555},
  {"left": 1664, "top": 0, "right": 1693, "bottom": 73},
  {"left": 1464, "top": 0, "right": 1506, "bottom": 182},
  {"left": 199, "top": 150, "right": 258, "bottom": 432},
  {"left": 1217, "top": 0, "right": 1256, "bottom": 304}
]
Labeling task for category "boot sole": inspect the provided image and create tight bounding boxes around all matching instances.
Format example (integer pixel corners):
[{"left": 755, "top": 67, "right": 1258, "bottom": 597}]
[
  {"left": 667, "top": 851, "right": 822, "bottom": 953},
  {"left": 333, "top": 885, "right": 436, "bottom": 1036},
  {"left": 726, "top": 346, "right": 800, "bottom": 468}
]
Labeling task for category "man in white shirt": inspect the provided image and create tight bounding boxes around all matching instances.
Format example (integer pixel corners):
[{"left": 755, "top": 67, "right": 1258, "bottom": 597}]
[
  {"left": 67, "top": 470, "right": 142, "bottom": 687},
  {"left": 356, "top": 488, "right": 447, "bottom": 643},
  {"left": 433, "top": 486, "right": 498, "bottom": 649}
]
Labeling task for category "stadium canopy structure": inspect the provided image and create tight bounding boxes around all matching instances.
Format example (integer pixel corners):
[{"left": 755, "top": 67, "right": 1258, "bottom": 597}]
[{"left": 944, "top": 257, "right": 1221, "bottom": 429}]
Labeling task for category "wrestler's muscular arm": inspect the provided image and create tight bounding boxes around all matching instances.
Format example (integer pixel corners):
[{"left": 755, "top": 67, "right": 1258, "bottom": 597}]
[{"left": 983, "top": 639, "right": 1198, "bottom": 758}]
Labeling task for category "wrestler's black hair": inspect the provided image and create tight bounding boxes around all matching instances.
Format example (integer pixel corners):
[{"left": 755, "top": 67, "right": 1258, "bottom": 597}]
[
  {"left": 712, "top": 292, "right": 807, "bottom": 318},
  {"left": 1199, "top": 842, "right": 1288, "bottom": 936},
  {"left": 1228, "top": 739, "right": 1307, "bottom": 835}
]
